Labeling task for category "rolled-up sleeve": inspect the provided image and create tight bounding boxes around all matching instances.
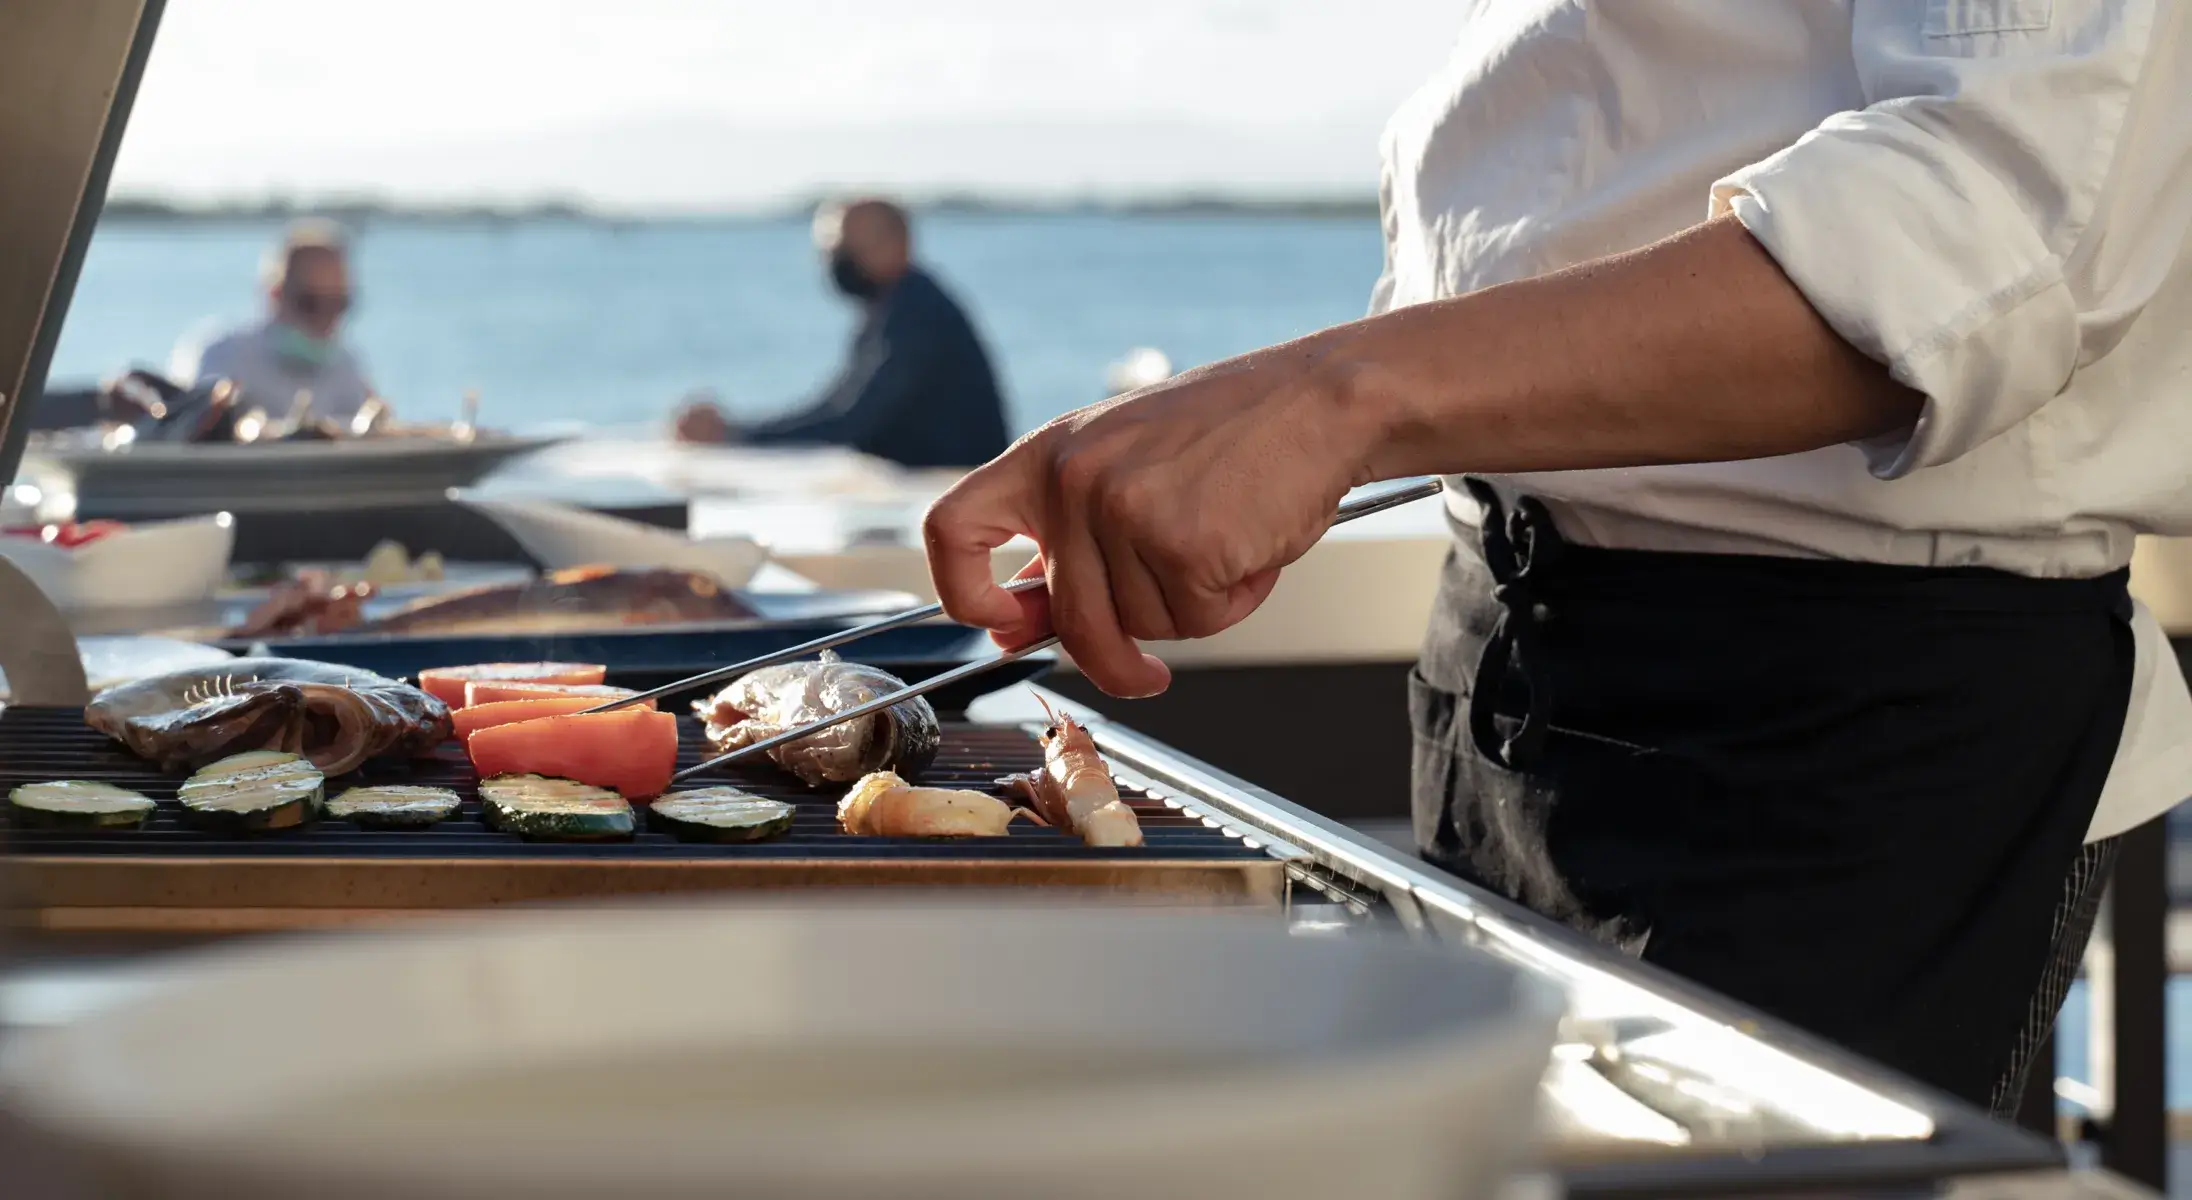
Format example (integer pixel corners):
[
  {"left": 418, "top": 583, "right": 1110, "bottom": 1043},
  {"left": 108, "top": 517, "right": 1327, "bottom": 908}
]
[{"left": 1709, "top": 0, "right": 2188, "bottom": 478}]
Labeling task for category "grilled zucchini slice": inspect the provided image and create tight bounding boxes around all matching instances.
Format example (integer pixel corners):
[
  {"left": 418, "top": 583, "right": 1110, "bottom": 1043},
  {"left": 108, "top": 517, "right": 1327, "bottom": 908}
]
[
  {"left": 647, "top": 787, "right": 796, "bottom": 843},
  {"left": 327, "top": 785, "right": 461, "bottom": 829},
  {"left": 479, "top": 774, "right": 634, "bottom": 841},
  {"left": 7, "top": 781, "right": 156, "bottom": 831},
  {"left": 178, "top": 750, "right": 324, "bottom": 832}
]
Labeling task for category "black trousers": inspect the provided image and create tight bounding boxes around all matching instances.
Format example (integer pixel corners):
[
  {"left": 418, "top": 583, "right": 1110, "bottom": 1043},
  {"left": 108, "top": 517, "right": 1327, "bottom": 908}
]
[{"left": 1409, "top": 486, "right": 2134, "bottom": 1111}]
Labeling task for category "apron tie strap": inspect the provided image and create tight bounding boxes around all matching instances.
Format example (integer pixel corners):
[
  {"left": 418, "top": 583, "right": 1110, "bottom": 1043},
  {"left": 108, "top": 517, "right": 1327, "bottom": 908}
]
[{"left": 1463, "top": 477, "right": 1562, "bottom": 770}]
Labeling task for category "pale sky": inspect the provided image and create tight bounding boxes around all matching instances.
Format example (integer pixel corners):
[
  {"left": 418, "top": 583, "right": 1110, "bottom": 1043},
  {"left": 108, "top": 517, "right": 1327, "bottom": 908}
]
[{"left": 110, "top": 0, "right": 1468, "bottom": 211}]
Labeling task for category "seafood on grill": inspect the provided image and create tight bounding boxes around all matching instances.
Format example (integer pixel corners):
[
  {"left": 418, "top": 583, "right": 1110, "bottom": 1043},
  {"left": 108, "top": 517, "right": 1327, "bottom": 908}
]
[
  {"left": 998, "top": 698, "right": 1142, "bottom": 847},
  {"left": 228, "top": 569, "right": 373, "bottom": 637},
  {"left": 83, "top": 657, "right": 452, "bottom": 775},
  {"left": 696, "top": 651, "right": 940, "bottom": 787},
  {"left": 838, "top": 771, "right": 1030, "bottom": 838},
  {"left": 230, "top": 566, "right": 759, "bottom": 639}
]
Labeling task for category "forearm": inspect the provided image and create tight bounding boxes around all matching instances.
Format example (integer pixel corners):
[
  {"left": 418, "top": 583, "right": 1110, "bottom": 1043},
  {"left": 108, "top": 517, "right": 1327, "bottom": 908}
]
[
  {"left": 744, "top": 386, "right": 861, "bottom": 443},
  {"left": 1319, "top": 214, "right": 1922, "bottom": 480},
  {"left": 742, "top": 406, "right": 839, "bottom": 443}
]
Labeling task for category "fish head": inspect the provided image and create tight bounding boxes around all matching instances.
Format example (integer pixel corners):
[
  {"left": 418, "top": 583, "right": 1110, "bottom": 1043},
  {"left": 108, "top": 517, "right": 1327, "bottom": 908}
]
[
  {"left": 82, "top": 658, "right": 442, "bottom": 775},
  {"left": 128, "top": 679, "right": 306, "bottom": 766}
]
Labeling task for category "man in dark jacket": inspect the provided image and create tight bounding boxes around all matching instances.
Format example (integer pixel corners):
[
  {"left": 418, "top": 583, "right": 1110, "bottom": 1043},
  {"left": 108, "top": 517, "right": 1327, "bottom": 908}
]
[{"left": 685, "top": 199, "right": 1010, "bottom": 470}]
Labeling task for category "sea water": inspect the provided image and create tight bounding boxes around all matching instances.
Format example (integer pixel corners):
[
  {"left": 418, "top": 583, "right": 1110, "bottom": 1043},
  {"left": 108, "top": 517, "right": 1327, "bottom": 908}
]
[{"left": 45, "top": 212, "right": 1385, "bottom": 438}]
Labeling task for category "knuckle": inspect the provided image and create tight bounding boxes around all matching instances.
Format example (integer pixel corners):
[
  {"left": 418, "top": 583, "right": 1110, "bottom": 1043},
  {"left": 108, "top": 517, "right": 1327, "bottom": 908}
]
[
  {"left": 1091, "top": 488, "right": 1137, "bottom": 533},
  {"left": 1090, "top": 471, "right": 1168, "bottom": 540},
  {"left": 1110, "top": 469, "right": 1161, "bottom": 514},
  {"left": 1051, "top": 445, "right": 1106, "bottom": 497},
  {"left": 919, "top": 503, "right": 955, "bottom": 552},
  {"left": 1142, "top": 532, "right": 1200, "bottom": 573}
]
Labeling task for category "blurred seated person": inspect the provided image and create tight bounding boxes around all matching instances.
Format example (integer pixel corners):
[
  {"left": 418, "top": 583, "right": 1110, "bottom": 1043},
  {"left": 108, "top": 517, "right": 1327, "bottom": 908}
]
[
  {"left": 169, "top": 218, "right": 379, "bottom": 428},
  {"left": 674, "top": 200, "right": 1010, "bottom": 469}
]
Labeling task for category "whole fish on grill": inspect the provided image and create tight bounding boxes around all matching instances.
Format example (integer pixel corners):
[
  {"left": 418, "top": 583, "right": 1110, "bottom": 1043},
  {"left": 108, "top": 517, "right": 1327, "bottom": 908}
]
[
  {"left": 695, "top": 651, "right": 940, "bottom": 787},
  {"left": 84, "top": 658, "right": 452, "bottom": 775},
  {"left": 230, "top": 566, "right": 759, "bottom": 639}
]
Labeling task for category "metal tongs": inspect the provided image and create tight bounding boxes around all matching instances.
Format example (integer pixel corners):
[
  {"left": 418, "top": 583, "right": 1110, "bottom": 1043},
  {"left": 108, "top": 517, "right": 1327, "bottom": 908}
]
[{"left": 588, "top": 477, "right": 1444, "bottom": 784}]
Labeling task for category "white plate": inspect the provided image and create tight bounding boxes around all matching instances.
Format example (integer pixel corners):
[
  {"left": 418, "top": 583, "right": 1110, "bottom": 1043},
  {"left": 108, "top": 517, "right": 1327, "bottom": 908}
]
[
  {"left": 457, "top": 494, "right": 768, "bottom": 589},
  {"left": 0, "top": 900, "right": 1559, "bottom": 1200},
  {"left": 0, "top": 515, "right": 234, "bottom": 611},
  {"left": 21, "top": 435, "right": 566, "bottom": 517},
  {"left": 0, "top": 636, "right": 233, "bottom": 703}
]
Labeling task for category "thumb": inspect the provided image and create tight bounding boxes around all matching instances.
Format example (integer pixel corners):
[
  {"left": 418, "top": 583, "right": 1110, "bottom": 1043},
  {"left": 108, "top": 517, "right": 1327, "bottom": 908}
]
[{"left": 987, "top": 554, "right": 1054, "bottom": 650}]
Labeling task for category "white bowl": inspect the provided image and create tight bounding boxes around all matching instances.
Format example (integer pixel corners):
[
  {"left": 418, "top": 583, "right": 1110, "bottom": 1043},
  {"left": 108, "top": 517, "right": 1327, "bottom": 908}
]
[
  {"left": 0, "top": 514, "right": 234, "bottom": 612},
  {"left": 456, "top": 495, "right": 768, "bottom": 589},
  {"left": 0, "top": 900, "right": 1559, "bottom": 1200}
]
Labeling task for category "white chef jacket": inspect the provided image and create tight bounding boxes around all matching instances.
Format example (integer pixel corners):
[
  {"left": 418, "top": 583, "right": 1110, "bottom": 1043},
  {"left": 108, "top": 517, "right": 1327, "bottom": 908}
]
[{"left": 1370, "top": 0, "right": 2192, "bottom": 842}]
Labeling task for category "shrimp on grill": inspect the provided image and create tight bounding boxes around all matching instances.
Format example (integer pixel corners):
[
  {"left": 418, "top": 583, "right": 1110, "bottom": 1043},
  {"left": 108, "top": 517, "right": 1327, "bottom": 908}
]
[
  {"left": 838, "top": 771, "right": 1033, "bottom": 838},
  {"left": 998, "top": 696, "right": 1143, "bottom": 847}
]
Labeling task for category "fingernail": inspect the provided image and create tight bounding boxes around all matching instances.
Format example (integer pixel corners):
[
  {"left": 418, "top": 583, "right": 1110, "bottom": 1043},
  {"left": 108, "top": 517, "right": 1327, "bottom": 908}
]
[{"left": 1127, "top": 656, "right": 1172, "bottom": 699}]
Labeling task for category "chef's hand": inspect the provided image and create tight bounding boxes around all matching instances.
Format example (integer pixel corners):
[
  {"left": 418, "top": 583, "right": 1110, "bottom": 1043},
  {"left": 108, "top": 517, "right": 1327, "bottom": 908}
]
[
  {"left": 927, "top": 218, "right": 1929, "bottom": 700},
  {"left": 923, "top": 342, "right": 1386, "bottom": 698}
]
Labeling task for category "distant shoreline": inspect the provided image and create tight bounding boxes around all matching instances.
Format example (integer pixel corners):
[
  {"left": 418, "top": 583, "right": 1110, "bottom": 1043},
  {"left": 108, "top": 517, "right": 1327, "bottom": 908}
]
[{"left": 97, "top": 192, "right": 1381, "bottom": 226}]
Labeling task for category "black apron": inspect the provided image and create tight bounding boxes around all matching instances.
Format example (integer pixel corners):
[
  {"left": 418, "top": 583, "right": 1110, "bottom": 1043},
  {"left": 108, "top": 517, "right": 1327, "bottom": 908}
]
[{"left": 1410, "top": 480, "right": 2134, "bottom": 1110}]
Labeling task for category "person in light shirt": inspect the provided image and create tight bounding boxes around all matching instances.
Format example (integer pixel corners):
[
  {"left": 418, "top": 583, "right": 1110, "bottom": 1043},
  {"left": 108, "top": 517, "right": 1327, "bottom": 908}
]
[
  {"left": 923, "top": 2, "right": 2192, "bottom": 1114},
  {"left": 169, "top": 218, "right": 377, "bottom": 428}
]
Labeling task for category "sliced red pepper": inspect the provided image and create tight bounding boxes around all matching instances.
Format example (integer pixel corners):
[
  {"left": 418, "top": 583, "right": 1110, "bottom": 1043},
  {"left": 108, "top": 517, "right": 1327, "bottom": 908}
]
[
  {"left": 467, "top": 708, "right": 678, "bottom": 800},
  {"left": 417, "top": 662, "right": 607, "bottom": 708}
]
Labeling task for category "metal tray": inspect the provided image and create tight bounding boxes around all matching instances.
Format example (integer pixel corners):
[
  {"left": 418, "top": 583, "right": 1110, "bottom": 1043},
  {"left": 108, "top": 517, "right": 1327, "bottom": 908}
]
[{"left": 20, "top": 434, "right": 568, "bottom": 519}]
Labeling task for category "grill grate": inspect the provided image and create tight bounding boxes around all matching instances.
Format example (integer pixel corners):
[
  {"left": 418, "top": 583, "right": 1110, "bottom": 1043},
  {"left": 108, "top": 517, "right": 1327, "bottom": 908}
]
[{"left": 0, "top": 706, "right": 1269, "bottom": 864}]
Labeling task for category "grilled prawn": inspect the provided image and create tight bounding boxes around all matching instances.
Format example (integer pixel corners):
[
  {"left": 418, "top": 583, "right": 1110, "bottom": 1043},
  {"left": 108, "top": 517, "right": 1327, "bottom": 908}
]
[
  {"left": 838, "top": 771, "right": 1031, "bottom": 838},
  {"left": 998, "top": 697, "right": 1143, "bottom": 847}
]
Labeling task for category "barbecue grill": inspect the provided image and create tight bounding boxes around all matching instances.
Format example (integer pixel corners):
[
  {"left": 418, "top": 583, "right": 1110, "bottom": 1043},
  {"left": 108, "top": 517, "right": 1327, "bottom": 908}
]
[
  {"left": 0, "top": 4, "right": 2156, "bottom": 1198},
  {"left": 0, "top": 707, "right": 1283, "bottom": 930},
  {"left": 0, "top": 681, "right": 2101, "bottom": 1197}
]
